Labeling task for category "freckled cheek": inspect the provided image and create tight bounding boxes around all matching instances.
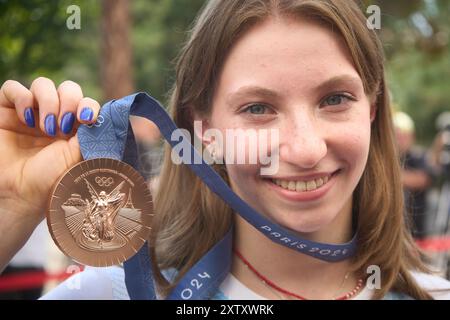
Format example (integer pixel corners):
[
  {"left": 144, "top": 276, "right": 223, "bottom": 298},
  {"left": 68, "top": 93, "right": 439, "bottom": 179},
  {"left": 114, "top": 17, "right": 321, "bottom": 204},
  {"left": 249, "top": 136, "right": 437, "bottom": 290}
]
[
  {"left": 225, "top": 163, "right": 263, "bottom": 203},
  {"left": 219, "top": 128, "right": 276, "bottom": 164},
  {"left": 332, "top": 124, "right": 371, "bottom": 170}
]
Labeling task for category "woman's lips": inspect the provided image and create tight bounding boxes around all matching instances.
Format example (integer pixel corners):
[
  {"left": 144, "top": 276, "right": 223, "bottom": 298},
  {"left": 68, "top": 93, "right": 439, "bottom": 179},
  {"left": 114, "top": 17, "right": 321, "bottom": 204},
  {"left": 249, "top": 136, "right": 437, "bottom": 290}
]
[{"left": 265, "top": 169, "right": 340, "bottom": 202}]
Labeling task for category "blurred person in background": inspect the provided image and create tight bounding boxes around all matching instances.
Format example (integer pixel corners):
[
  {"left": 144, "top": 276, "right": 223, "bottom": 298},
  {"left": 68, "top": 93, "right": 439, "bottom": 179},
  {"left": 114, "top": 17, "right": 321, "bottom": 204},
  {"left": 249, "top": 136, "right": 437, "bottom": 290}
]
[
  {"left": 394, "top": 111, "right": 433, "bottom": 239},
  {"left": 428, "top": 112, "right": 450, "bottom": 235},
  {"left": 428, "top": 112, "right": 450, "bottom": 178}
]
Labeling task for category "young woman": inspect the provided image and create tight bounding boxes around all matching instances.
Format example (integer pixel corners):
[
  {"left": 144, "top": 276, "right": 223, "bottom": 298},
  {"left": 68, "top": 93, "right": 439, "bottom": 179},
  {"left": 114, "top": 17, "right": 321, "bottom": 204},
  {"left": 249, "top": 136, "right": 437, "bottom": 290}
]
[{"left": 1, "top": 0, "right": 449, "bottom": 300}]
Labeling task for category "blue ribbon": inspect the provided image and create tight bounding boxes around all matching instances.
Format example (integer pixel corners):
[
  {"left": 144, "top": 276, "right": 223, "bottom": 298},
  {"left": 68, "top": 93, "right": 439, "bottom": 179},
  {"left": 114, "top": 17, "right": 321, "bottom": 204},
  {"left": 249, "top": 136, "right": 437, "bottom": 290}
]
[{"left": 77, "top": 92, "right": 358, "bottom": 300}]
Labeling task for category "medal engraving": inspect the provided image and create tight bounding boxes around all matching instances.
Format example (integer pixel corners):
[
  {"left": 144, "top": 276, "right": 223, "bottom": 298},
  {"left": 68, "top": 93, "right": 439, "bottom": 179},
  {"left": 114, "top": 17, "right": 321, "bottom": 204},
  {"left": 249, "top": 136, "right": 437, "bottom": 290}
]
[{"left": 48, "top": 158, "right": 153, "bottom": 267}]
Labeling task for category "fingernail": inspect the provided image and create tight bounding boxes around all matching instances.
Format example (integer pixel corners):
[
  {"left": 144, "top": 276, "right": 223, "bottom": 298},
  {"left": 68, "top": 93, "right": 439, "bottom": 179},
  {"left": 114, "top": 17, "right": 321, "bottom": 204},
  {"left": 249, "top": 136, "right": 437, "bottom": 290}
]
[
  {"left": 60, "top": 112, "right": 75, "bottom": 134},
  {"left": 24, "top": 107, "right": 35, "bottom": 128},
  {"left": 45, "top": 114, "right": 57, "bottom": 136},
  {"left": 80, "top": 107, "right": 94, "bottom": 122}
]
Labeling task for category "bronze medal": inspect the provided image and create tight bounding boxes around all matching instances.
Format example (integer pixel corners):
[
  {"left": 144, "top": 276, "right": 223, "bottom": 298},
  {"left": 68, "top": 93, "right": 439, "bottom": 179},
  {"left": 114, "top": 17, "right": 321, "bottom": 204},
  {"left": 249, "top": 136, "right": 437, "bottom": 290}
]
[{"left": 47, "top": 158, "right": 153, "bottom": 267}]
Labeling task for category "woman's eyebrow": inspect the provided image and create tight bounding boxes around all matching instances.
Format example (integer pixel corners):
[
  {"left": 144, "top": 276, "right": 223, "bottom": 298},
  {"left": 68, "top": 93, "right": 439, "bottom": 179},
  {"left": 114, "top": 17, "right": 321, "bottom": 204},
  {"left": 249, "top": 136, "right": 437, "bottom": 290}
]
[
  {"left": 315, "top": 75, "right": 363, "bottom": 93},
  {"left": 226, "top": 76, "right": 362, "bottom": 105},
  {"left": 226, "top": 86, "right": 281, "bottom": 105}
]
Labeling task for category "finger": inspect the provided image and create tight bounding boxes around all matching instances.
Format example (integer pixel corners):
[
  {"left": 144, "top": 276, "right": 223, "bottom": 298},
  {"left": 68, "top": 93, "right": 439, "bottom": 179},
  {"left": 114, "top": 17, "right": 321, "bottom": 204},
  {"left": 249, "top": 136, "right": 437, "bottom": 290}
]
[
  {"left": 77, "top": 97, "right": 100, "bottom": 125},
  {"left": 0, "top": 107, "right": 46, "bottom": 138},
  {"left": 0, "top": 80, "right": 36, "bottom": 128},
  {"left": 30, "top": 77, "right": 60, "bottom": 137},
  {"left": 57, "top": 80, "right": 83, "bottom": 135}
]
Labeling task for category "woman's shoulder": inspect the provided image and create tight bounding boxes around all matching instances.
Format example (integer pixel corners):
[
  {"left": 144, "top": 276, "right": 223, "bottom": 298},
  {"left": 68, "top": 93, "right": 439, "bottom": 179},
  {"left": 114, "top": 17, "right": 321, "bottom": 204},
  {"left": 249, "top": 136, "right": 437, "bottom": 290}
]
[
  {"left": 40, "top": 265, "right": 129, "bottom": 300},
  {"left": 410, "top": 271, "right": 450, "bottom": 300}
]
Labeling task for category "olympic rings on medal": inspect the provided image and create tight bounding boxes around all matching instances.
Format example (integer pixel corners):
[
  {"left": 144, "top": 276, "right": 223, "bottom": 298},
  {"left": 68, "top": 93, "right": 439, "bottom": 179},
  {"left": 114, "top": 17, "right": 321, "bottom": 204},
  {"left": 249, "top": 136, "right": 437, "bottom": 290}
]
[{"left": 95, "top": 176, "right": 114, "bottom": 187}]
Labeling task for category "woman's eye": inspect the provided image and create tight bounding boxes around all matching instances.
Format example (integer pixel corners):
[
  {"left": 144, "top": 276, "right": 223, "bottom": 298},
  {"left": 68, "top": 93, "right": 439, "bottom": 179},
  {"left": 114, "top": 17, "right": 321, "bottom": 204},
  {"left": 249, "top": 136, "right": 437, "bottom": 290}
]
[
  {"left": 321, "top": 94, "right": 355, "bottom": 107},
  {"left": 243, "top": 103, "right": 271, "bottom": 115}
]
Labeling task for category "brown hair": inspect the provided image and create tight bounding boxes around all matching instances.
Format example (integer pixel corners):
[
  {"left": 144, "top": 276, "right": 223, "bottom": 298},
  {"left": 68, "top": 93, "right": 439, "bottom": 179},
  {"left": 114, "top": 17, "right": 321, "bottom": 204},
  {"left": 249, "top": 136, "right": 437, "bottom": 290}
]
[{"left": 150, "top": 0, "right": 432, "bottom": 299}]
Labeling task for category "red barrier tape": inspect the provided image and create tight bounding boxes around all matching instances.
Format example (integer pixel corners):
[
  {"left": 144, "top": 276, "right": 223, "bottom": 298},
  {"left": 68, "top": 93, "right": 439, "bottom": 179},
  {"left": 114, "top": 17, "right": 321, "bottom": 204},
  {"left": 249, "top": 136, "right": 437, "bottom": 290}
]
[
  {"left": 0, "top": 267, "right": 84, "bottom": 292},
  {"left": 416, "top": 236, "right": 450, "bottom": 252}
]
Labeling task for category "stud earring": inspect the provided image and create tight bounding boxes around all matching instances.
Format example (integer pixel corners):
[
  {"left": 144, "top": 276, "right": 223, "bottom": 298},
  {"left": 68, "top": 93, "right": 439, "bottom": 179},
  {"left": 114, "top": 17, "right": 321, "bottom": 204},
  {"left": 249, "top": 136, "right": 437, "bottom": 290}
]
[{"left": 211, "top": 148, "right": 217, "bottom": 161}]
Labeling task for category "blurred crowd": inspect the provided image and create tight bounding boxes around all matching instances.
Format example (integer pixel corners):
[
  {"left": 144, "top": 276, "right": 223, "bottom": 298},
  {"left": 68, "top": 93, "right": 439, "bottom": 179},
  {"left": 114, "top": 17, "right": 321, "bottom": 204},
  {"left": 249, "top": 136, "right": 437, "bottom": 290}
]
[
  {"left": 394, "top": 110, "right": 450, "bottom": 239},
  {"left": 394, "top": 110, "right": 450, "bottom": 280}
]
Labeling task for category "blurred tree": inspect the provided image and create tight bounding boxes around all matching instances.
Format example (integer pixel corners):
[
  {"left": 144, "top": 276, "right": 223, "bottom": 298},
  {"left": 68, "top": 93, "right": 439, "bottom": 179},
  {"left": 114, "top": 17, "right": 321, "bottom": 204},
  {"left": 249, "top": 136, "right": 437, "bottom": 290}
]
[
  {"left": 0, "top": 0, "right": 68, "bottom": 81},
  {"left": 362, "top": 0, "right": 449, "bottom": 143},
  {"left": 101, "top": 0, "right": 134, "bottom": 100},
  {"left": 0, "top": 0, "right": 101, "bottom": 97},
  {"left": 379, "top": 0, "right": 449, "bottom": 143},
  {"left": 132, "top": 0, "right": 205, "bottom": 103}
]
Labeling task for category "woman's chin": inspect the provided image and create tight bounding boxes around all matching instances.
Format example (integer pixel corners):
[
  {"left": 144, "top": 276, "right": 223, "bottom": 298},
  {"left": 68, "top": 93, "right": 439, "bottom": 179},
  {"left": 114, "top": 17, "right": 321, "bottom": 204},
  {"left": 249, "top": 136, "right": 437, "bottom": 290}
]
[{"left": 271, "top": 214, "right": 334, "bottom": 237}]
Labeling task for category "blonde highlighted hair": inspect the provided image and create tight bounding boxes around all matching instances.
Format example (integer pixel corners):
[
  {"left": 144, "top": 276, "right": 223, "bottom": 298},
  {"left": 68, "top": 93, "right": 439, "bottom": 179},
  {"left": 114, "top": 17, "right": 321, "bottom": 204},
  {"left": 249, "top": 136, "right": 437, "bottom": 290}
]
[{"left": 150, "top": 0, "right": 432, "bottom": 299}]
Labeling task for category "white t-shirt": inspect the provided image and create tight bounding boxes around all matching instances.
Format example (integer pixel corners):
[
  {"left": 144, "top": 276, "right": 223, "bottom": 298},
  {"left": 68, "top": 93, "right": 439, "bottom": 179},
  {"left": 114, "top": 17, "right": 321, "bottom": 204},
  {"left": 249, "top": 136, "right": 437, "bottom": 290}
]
[{"left": 40, "top": 266, "right": 450, "bottom": 300}]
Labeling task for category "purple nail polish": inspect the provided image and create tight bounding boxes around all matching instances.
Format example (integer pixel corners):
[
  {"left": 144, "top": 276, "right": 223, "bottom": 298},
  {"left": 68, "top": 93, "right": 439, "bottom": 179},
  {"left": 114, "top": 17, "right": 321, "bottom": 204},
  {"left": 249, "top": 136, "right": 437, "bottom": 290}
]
[
  {"left": 45, "top": 114, "right": 57, "bottom": 136},
  {"left": 24, "top": 107, "right": 35, "bottom": 128},
  {"left": 60, "top": 112, "right": 75, "bottom": 134},
  {"left": 80, "top": 107, "right": 94, "bottom": 122}
]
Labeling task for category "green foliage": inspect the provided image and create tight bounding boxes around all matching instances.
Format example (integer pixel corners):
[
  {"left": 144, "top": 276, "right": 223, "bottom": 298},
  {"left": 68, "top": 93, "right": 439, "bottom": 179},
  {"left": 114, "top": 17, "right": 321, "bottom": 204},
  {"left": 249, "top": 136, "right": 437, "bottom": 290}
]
[
  {"left": 0, "top": 0, "right": 100, "bottom": 97},
  {"left": 376, "top": 0, "right": 450, "bottom": 143},
  {"left": 0, "top": 0, "right": 69, "bottom": 80}
]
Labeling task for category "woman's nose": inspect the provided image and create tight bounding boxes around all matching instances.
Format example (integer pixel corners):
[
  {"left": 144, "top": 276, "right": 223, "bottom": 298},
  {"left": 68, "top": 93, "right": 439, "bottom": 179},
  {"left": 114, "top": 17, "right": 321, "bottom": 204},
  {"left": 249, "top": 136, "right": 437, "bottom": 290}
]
[{"left": 279, "top": 113, "right": 327, "bottom": 169}]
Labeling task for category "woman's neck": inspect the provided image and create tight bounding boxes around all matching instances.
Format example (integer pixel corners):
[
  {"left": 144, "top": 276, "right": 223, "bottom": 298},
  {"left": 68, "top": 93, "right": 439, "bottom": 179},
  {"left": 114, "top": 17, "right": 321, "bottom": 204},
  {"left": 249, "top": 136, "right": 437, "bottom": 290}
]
[{"left": 231, "top": 200, "right": 359, "bottom": 300}]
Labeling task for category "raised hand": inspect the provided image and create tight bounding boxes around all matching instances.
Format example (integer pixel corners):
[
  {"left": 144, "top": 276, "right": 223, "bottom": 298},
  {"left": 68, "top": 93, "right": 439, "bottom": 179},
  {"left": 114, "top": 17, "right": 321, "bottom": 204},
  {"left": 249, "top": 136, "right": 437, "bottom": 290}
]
[{"left": 0, "top": 77, "right": 100, "bottom": 270}]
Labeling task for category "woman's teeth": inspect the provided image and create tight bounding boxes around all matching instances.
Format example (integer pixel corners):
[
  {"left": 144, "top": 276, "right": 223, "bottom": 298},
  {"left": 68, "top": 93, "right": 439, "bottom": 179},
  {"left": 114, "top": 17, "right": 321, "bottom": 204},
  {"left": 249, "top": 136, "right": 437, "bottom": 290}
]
[{"left": 272, "top": 175, "right": 331, "bottom": 192}]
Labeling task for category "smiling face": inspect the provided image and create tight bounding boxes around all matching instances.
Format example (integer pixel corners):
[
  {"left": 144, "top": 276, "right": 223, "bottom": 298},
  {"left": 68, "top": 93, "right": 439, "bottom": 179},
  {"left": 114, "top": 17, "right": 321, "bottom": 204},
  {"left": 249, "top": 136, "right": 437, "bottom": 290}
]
[{"left": 203, "top": 17, "right": 373, "bottom": 238}]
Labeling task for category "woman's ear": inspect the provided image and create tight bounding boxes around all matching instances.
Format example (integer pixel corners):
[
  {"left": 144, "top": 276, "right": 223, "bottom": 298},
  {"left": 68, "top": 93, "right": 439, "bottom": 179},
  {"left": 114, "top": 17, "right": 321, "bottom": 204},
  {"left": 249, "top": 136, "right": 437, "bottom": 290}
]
[
  {"left": 193, "top": 114, "right": 212, "bottom": 146},
  {"left": 192, "top": 113, "right": 224, "bottom": 163}
]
